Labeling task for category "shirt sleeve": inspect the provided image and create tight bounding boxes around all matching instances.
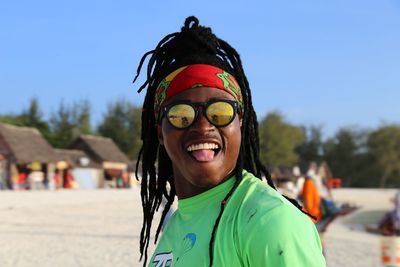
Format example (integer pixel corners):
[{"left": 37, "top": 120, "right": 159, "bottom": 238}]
[{"left": 240, "top": 202, "right": 327, "bottom": 267}]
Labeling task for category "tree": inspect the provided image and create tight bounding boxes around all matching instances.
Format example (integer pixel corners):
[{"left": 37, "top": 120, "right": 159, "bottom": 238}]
[
  {"left": 322, "top": 127, "right": 375, "bottom": 187},
  {"left": 368, "top": 125, "right": 400, "bottom": 188},
  {"left": 20, "top": 98, "right": 51, "bottom": 140},
  {"left": 0, "top": 98, "right": 51, "bottom": 140},
  {"left": 71, "top": 100, "right": 92, "bottom": 135},
  {"left": 296, "top": 125, "right": 323, "bottom": 164},
  {"left": 97, "top": 100, "right": 141, "bottom": 160},
  {"left": 0, "top": 114, "right": 25, "bottom": 126},
  {"left": 49, "top": 102, "right": 74, "bottom": 148},
  {"left": 49, "top": 100, "right": 92, "bottom": 148},
  {"left": 129, "top": 105, "right": 142, "bottom": 160},
  {"left": 258, "top": 111, "right": 304, "bottom": 167}
]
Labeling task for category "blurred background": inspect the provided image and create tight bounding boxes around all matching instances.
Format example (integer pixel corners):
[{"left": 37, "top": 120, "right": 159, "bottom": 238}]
[{"left": 0, "top": 1, "right": 399, "bottom": 267}]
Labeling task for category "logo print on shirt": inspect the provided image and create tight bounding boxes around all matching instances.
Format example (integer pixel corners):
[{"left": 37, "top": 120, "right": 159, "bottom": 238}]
[
  {"left": 153, "top": 252, "right": 173, "bottom": 267},
  {"left": 176, "top": 233, "right": 197, "bottom": 261}
]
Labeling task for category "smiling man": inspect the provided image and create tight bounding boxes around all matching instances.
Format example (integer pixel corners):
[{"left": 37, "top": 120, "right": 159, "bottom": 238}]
[{"left": 134, "top": 16, "right": 327, "bottom": 267}]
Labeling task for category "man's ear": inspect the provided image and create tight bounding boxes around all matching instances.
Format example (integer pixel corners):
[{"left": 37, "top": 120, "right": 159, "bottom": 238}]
[
  {"left": 157, "top": 124, "right": 164, "bottom": 145},
  {"left": 240, "top": 119, "right": 243, "bottom": 127}
]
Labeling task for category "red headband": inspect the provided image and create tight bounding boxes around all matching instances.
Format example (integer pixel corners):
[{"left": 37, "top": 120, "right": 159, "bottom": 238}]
[{"left": 154, "top": 64, "right": 243, "bottom": 119}]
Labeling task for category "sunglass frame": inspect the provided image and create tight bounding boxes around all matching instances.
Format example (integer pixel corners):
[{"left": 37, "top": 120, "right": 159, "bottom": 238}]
[{"left": 160, "top": 98, "right": 241, "bottom": 129}]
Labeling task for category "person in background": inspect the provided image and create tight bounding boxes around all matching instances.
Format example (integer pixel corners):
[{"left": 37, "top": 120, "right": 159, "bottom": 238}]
[
  {"left": 301, "top": 175, "right": 322, "bottom": 222},
  {"left": 379, "top": 191, "right": 400, "bottom": 236},
  {"left": 54, "top": 169, "right": 61, "bottom": 190},
  {"left": 18, "top": 170, "right": 27, "bottom": 191},
  {"left": 122, "top": 171, "right": 130, "bottom": 188},
  {"left": 64, "top": 169, "right": 74, "bottom": 189}
]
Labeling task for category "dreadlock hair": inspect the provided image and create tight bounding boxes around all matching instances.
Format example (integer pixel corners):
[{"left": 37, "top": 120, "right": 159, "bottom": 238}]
[{"left": 133, "top": 16, "right": 306, "bottom": 267}]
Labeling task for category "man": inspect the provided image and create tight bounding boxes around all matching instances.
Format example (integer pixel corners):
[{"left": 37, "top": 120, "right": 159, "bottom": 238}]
[
  {"left": 301, "top": 175, "right": 322, "bottom": 222},
  {"left": 134, "top": 16, "right": 326, "bottom": 267}
]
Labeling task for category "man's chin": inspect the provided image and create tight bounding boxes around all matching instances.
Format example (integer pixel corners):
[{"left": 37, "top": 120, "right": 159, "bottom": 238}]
[{"left": 188, "top": 172, "right": 228, "bottom": 188}]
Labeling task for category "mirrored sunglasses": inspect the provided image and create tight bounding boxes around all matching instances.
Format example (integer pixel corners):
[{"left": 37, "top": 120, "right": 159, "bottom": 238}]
[{"left": 161, "top": 99, "right": 241, "bottom": 129}]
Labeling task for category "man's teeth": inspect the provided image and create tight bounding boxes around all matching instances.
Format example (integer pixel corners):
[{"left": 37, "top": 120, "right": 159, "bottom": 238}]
[{"left": 187, "top": 143, "right": 219, "bottom": 152}]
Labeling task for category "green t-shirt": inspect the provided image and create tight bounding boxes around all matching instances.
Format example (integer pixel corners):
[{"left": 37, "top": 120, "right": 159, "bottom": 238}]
[{"left": 149, "top": 170, "right": 326, "bottom": 267}]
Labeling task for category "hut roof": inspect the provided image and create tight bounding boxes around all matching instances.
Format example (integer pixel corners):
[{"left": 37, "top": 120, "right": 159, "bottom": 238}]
[
  {"left": 0, "top": 123, "right": 57, "bottom": 164},
  {"left": 54, "top": 149, "right": 101, "bottom": 168},
  {"left": 70, "top": 135, "right": 130, "bottom": 164}
]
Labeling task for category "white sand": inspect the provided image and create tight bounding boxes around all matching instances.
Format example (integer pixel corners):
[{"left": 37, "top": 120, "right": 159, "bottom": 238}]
[
  {"left": 0, "top": 187, "right": 397, "bottom": 267},
  {"left": 324, "top": 188, "right": 397, "bottom": 267},
  {"left": 0, "top": 188, "right": 149, "bottom": 267}
]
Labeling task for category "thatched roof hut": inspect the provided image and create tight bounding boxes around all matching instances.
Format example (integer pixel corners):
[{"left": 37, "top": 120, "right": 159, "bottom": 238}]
[
  {"left": 70, "top": 135, "right": 130, "bottom": 166},
  {"left": 54, "top": 148, "right": 101, "bottom": 169},
  {"left": 0, "top": 123, "right": 58, "bottom": 164}
]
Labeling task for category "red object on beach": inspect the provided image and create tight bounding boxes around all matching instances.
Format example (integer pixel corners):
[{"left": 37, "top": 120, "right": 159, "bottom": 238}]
[
  {"left": 327, "top": 178, "right": 342, "bottom": 189},
  {"left": 381, "top": 237, "right": 400, "bottom": 267}
]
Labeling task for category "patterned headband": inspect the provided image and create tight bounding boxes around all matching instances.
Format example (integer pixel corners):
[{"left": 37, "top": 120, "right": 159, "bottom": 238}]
[{"left": 154, "top": 64, "right": 243, "bottom": 120}]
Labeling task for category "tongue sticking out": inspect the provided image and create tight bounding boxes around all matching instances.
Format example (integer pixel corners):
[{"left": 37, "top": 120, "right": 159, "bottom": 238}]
[{"left": 191, "top": 149, "right": 215, "bottom": 162}]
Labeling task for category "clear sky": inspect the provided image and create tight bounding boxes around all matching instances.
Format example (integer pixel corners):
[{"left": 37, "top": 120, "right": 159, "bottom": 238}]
[{"left": 1, "top": 0, "right": 399, "bottom": 139}]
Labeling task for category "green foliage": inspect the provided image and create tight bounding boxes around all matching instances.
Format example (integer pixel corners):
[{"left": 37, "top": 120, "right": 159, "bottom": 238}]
[
  {"left": 97, "top": 100, "right": 141, "bottom": 160},
  {"left": 296, "top": 126, "right": 323, "bottom": 164},
  {"left": 0, "top": 98, "right": 51, "bottom": 140},
  {"left": 322, "top": 127, "right": 379, "bottom": 187},
  {"left": 367, "top": 125, "right": 400, "bottom": 188},
  {"left": 72, "top": 100, "right": 92, "bottom": 135},
  {"left": 258, "top": 111, "right": 304, "bottom": 167},
  {"left": 0, "top": 114, "right": 25, "bottom": 126},
  {"left": 49, "top": 100, "right": 92, "bottom": 148},
  {"left": 323, "top": 128, "right": 358, "bottom": 183}
]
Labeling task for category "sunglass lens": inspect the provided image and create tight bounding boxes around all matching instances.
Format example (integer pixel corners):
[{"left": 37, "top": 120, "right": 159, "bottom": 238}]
[
  {"left": 167, "top": 104, "right": 195, "bottom": 128},
  {"left": 206, "top": 101, "right": 235, "bottom": 127}
]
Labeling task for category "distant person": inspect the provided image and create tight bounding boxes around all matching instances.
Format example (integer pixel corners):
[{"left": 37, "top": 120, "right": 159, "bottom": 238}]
[
  {"left": 30, "top": 171, "right": 44, "bottom": 190},
  {"left": 54, "top": 170, "right": 61, "bottom": 190},
  {"left": 277, "top": 178, "right": 297, "bottom": 199},
  {"left": 379, "top": 191, "right": 400, "bottom": 236},
  {"left": 64, "top": 169, "right": 74, "bottom": 189},
  {"left": 18, "top": 171, "right": 27, "bottom": 190},
  {"left": 122, "top": 171, "right": 130, "bottom": 188},
  {"left": 301, "top": 175, "right": 322, "bottom": 222},
  {"left": 116, "top": 176, "right": 124, "bottom": 188}
]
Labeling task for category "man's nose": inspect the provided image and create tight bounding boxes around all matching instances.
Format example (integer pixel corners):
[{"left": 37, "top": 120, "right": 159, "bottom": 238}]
[{"left": 190, "top": 110, "right": 214, "bottom": 132}]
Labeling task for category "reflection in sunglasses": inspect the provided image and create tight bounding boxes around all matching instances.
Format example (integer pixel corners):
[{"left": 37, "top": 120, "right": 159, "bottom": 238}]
[
  {"left": 181, "top": 117, "right": 189, "bottom": 127},
  {"left": 163, "top": 100, "right": 239, "bottom": 129}
]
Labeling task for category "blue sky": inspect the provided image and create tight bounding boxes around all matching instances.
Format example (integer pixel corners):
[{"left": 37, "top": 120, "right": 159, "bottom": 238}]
[{"left": 1, "top": 0, "right": 399, "bottom": 139}]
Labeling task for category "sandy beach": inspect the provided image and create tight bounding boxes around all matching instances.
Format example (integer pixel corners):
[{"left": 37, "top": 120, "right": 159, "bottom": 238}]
[
  {"left": 324, "top": 188, "right": 397, "bottom": 267},
  {"left": 0, "top": 187, "right": 397, "bottom": 267}
]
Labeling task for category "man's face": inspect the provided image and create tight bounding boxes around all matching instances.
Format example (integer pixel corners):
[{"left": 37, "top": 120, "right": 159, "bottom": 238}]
[{"left": 157, "top": 87, "right": 242, "bottom": 199}]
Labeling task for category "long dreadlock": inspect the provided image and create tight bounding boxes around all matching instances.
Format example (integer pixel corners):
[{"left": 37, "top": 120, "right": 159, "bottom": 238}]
[{"left": 133, "top": 16, "right": 305, "bottom": 267}]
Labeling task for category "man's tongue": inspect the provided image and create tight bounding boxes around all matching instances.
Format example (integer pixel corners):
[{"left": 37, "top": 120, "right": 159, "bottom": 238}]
[{"left": 191, "top": 149, "right": 215, "bottom": 162}]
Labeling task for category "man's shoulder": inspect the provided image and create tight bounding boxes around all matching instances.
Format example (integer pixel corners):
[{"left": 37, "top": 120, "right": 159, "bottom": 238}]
[
  {"left": 230, "top": 171, "right": 320, "bottom": 256},
  {"left": 238, "top": 170, "right": 287, "bottom": 209},
  {"left": 233, "top": 171, "right": 306, "bottom": 226}
]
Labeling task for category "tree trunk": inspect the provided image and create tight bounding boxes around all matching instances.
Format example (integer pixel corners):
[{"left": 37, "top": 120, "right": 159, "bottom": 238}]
[{"left": 379, "top": 173, "right": 388, "bottom": 188}]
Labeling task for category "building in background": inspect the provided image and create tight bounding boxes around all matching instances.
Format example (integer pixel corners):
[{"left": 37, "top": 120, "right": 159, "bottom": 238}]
[
  {"left": 70, "top": 135, "right": 131, "bottom": 188},
  {"left": 0, "top": 123, "right": 58, "bottom": 190},
  {"left": 54, "top": 149, "right": 102, "bottom": 189}
]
